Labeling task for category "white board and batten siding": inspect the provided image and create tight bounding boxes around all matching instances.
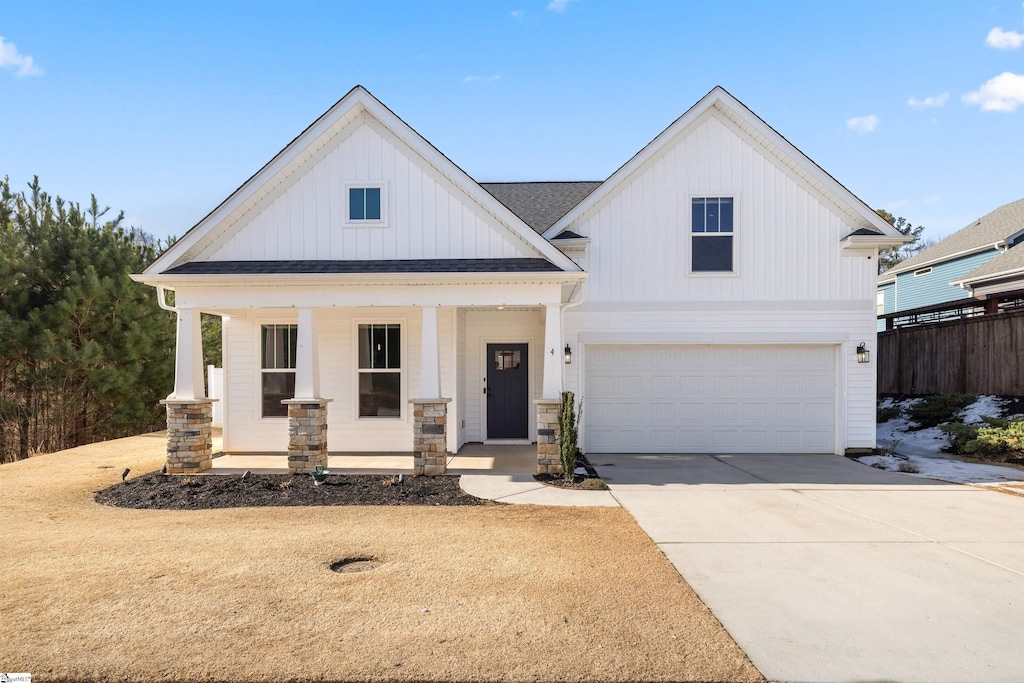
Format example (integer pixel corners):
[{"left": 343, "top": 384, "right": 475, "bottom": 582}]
[
  {"left": 221, "top": 307, "right": 459, "bottom": 454},
  {"left": 560, "top": 108, "right": 879, "bottom": 454},
  {"left": 202, "top": 114, "right": 538, "bottom": 264}
]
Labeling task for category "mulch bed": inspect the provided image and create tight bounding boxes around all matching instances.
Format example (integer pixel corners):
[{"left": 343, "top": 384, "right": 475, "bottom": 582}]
[
  {"left": 96, "top": 471, "right": 492, "bottom": 510},
  {"left": 534, "top": 453, "right": 608, "bottom": 489}
]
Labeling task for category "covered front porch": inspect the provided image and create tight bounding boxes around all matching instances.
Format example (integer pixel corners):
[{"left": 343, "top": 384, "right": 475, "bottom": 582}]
[{"left": 153, "top": 273, "right": 579, "bottom": 476}]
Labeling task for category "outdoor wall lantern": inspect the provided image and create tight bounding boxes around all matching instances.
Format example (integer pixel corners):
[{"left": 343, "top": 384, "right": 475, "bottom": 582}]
[
  {"left": 856, "top": 343, "right": 870, "bottom": 364},
  {"left": 564, "top": 344, "right": 572, "bottom": 364}
]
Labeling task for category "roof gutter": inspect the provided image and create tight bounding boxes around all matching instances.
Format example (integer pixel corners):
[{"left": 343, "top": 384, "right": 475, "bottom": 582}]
[{"left": 885, "top": 241, "right": 1006, "bottom": 278}]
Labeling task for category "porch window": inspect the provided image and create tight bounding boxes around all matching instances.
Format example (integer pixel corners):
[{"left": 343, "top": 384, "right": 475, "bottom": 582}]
[
  {"left": 261, "top": 324, "right": 297, "bottom": 417},
  {"left": 358, "top": 323, "right": 401, "bottom": 417}
]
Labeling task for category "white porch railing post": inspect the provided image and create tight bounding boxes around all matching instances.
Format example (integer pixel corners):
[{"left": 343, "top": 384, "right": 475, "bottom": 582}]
[
  {"left": 294, "top": 307, "right": 320, "bottom": 399},
  {"left": 419, "top": 305, "right": 441, "bottom": 399},
  {"left": 172, "top": 309, "right": 205, "bottom": 400},
  {"left": 542, "top": 304, "right": 562, "bottom": 399}
]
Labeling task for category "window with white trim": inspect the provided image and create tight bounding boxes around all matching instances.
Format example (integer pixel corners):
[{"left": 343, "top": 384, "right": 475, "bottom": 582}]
[
  {"left": 914, "top": 267, "right": 932, "bottom": 277},
  {"left": 877, "top": 291, "right": 885, "bottom": 316},
  {"left": 348, "top": 186, "right": 382, "bottom": 223},
  {"left": 357, "top": 324, "right": 401, "bottom": 418},
  {"left": 261, "top": 324, "right": 296, "bottom": 418},
  {"left": 691, "top": 197, "right": 734, "bottom": 272}
]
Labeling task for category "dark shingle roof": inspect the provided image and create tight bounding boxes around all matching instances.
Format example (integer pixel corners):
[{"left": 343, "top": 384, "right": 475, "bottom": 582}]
[
  {"left": 162, "top": 258, "right": 561, "bottom": 275},
  {"left": 880, "top": 196, "right": 1024, "bottom": 282},
  {"left": 481, "top": 182, "right": 602, "bottom": 233}
]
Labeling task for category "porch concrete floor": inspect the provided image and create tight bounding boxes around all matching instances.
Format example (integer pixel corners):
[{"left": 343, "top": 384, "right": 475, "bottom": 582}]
[{"left": 208, "top": 442, "right": 536, "bottom": 476}]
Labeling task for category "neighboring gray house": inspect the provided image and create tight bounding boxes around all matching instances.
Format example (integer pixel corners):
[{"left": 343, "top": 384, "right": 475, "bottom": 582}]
[{"left": 877, "top": 197, "right": 1024, "bottom": 330}]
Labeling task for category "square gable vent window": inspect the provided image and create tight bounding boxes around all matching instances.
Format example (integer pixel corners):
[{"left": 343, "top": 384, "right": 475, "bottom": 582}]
[{"left": 346, "top": 184, "right": 385, "bottom": 225}]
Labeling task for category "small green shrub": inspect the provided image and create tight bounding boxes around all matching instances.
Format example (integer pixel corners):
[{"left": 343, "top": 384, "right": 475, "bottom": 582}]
[
  {"left": 877, "top": 405, "right": 902, "bottom": 423},
  {"left": 581, "top": 477, "right": 608, "bottom": 491},
  {"left": 905, "top": 394, "right": 976, "bottom": 429},
  {"left": 942, "top": 419, "right": 1024, "bottom": 456},
  {"left": 559, "top": 391, "right": 579, "bottom": 481},
  {"left": 972, "top": 420, "right": 1024, "bottom": 456},
  {"left": 940, "top": 422, "right": 979, "bottom": 453}
]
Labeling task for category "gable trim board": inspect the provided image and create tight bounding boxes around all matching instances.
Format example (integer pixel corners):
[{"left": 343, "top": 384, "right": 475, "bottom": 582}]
[
  {"left": 146, "top": 86, "right": 581, "bottom": 276},
  {"left": 544, "top": 86, "right": 906, "bottom": 244}
]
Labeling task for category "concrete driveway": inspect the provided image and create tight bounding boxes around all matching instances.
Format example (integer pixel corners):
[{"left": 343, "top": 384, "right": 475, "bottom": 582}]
[{"left": 593, "top": 453, "right": 1024, "bottom": 683}]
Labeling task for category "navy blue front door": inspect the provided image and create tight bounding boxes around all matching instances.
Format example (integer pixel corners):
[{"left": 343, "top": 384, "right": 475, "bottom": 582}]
[{"left": 486, "top": 343, "right": 529, "bottom": 439}]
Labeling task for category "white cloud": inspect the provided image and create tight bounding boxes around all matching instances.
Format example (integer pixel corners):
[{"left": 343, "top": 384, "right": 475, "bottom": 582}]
[
  {"left": 547, "top": 0, "right": 580, "bottom": 12},
  {"left": 963, "top": 72, "right": 1024, "bottom": 112},
  {"left": 464, "top": 74, "right": 501, "bottom": 84},
  {"left": 510, "top": 9, "right": 524, "bottom": 18},
  {"left": 484, "top": 74, "right": 502, "bottom": 82},
  {"left": 986, "top": 27, "right": 1024, "bottom": 49},
  {"left": 0, "top": 37, "right": 43, "bottom": 77},
  {"left": 463, "top": 76, "right": 480, "bottom": 83},
  {"left": 907, "top": 92, "right": 949, "bottom": 108},
  {"left": 845, "top": 115, "right": 879, "bottom": 134}
]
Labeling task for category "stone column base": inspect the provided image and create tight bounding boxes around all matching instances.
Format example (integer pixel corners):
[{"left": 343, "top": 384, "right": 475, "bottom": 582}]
[
  {"left": 535, "top": 399, "right": 562, "bottom": 475},
  {"left": 411, "top": 398, "right": 451, "bottom": 475},
  {"left": 284, "top": 399, "right": 331, "bottom": 474},
  {"left": 160, "top": 399, "right": 217, "bottom": 474}
]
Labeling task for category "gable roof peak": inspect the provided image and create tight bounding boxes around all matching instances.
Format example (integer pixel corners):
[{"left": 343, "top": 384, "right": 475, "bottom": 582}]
[
  {"left": 542, "top": 85, "right": 903, "bottom": 241},
  {"left": 143, "top": 85, "right": 582, "bottom": 275}
]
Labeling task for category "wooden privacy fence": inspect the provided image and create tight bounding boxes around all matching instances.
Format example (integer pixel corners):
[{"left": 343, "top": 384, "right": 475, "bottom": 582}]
[{"left": 878, "top": 309, "right": 1024, "bottom": 395}]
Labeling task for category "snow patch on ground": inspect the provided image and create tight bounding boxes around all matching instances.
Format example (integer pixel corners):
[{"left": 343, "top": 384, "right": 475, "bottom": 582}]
[{"left": 867, "top": 395, "right": 1024, "bottom": 485}]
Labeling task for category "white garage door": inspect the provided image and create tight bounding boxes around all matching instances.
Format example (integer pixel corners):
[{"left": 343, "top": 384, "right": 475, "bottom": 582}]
[{"left": 584, "top": 345, "right": 836, "bottom": 454}]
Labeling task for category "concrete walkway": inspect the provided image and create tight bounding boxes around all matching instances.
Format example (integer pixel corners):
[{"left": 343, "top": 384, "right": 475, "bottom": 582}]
[
  {"left": 593, "top": 453, "right": 1024, "bottom": 683},
  {"left": 459, "top": 473, "right": 619, "bottom": 506}
]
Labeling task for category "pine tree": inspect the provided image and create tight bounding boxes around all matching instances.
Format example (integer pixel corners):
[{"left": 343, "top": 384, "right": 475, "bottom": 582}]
[{"left": 0, "top": 176, "right": 176, "bottom": 462}]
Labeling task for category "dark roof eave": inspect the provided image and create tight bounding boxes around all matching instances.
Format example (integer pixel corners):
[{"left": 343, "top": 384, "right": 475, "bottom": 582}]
[{"left": 159, "top": 258, "right": 565, "bottom": 276}]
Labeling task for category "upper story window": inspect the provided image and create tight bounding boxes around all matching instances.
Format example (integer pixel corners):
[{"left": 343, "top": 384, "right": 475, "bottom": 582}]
[
  {"left": 691, "top": 197, "right": 734, "bottom": 272},
  {"left": 877, "top": 291, "right": 885, "bottom": 316},
  {"left": 261, "top": 324, "right": 297, "bottom": 418},
  {"left": 346, "top": 184, "right": 386, "bottom": 226}
]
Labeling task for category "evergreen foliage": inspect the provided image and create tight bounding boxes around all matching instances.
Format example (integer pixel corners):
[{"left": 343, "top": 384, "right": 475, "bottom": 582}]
[
  {"left": 876, "top": 208, "right": 934, "bottom": 274},
  {"left": 559, "top": 390, "right": 579, "bottom": 480},
  {"left": 0, "top": 176, "right": 176, "bottom": 462},
  {"left": 904, "top": 393, "right": 976, "bottom": 430}
]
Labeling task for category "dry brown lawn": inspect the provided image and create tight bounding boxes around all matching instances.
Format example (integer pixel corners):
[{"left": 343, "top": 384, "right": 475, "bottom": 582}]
[{"left": 0, "top": 433, "right": 762, "bottom": 683}]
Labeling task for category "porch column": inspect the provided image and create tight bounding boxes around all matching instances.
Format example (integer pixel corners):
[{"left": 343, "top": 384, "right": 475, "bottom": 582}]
[
  {"left": 171, "top": 309, "right": 204, "bottom": 400},
  {"left": 412, "top": 306, "right": 450, "bottom": 475},
  {"left": 160, "top": 309, "right": 216, "bottom": 474},
  {"left": 542, "top": 305, "right": 562, "bottom": 399},
  {"left": 537, "top": 305, "right": 564, "bottom": 474},
  {"left": 285, "top": 308, "right": 330, "bottom": 474},
  {"left": 419, "top": 305, "right": 441, "bottom": 399},
  {"left": 293, "top": 307, "right": 320, "bottom": 400}
]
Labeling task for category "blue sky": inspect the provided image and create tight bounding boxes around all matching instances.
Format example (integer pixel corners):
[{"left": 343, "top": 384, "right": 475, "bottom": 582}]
[{"left": 2, "top": 1, "right": 1023, "bottom": 243}]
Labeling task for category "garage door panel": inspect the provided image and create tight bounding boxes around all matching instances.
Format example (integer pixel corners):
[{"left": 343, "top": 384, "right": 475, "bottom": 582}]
[
  {"left": 741, "top": 403, "right": 768, "bottom": 423},
  {"left": 584, "top": 344, "right": 836, "bottom": 454}
]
